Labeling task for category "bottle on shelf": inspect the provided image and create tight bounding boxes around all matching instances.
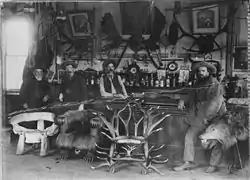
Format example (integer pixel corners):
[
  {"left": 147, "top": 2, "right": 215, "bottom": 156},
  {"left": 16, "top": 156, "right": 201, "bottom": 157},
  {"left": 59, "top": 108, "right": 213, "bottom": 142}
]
[
  {"left": 155, "top": 75, "right": 159, "bottom": 87},
  {"left": 188, "top": 70, "right": 193, "bottom": 86},
  {"left": 145, "top": 74, "right": 149, "bottom": 87},
  {"left": 96, "top": 72, "right": 100, "bottom": 85},
  {"left": 160, "top": 76, "right": 165, "bottom": 87},
  {"left": 165, "top": 72, "right": 170, "bottom": 88},
  {"left": 90, "top": 74, "right": 95, "bottom": 85},
  {"left": 175, "top": 72, "right": 180, "bottom": 87},
  {"left": 150, "top": 73, "right": 154, "bottom": 87},
  {"left": 170, "top": 72, "right": 176, "bottom": 88},
  {"left": 141, "top": 77, "right": 146, "bottom": 87}
]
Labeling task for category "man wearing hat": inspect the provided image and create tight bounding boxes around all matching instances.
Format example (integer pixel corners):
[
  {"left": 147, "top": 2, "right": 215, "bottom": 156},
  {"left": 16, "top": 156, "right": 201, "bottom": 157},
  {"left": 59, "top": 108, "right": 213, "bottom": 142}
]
[
  {"left": 59, "top": 60, "right": 88, "bottom": 102},
  {"left": 20, "top": 68, "right": 51, "bottom": 109},
  {"left": 174, "top": 61, "right": 227, "bottom": 173},
  {"left": 99, "top": 59, "right": 128, "bottom": 98}
]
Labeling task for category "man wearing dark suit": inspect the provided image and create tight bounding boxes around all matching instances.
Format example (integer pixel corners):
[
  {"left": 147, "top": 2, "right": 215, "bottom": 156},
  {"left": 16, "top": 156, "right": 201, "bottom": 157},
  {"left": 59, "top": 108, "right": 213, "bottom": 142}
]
[{"left": 59, "top": 60, "right": 88, "bottom": 102}]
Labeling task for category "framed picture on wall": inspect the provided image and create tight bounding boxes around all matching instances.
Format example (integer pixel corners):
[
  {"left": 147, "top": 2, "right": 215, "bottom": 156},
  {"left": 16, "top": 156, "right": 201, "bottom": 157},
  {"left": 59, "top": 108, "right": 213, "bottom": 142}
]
[
  {"left": 68, "top": 11, "right": 94, "bottom": 37},
  {"left": 233, "top": 46, "right": 247, "bottom": 71},
  {"left": 192, "top": 5, "right": 219, "bottom": 34}
]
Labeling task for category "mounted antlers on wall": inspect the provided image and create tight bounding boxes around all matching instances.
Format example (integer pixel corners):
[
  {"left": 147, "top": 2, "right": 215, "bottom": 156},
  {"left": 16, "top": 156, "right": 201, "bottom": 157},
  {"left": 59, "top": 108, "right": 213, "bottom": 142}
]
[{"left": 173, "top": 7, "right": 237, "bottom": 55}]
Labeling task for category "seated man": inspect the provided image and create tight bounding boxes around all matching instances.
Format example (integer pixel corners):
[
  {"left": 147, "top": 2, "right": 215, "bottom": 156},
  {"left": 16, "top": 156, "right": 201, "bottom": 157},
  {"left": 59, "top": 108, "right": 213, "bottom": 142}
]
[
  {"left": 19, "top": 68, "right": 51, "bottom": 109},
  {"left": 173, "top": 61, "right": 227, "bottom": 173},
  {"left": 59, "top": 60, "right": 88, "bottom": 103},
  {"left": 99, "top": 59, "right": 128, "bottom": 99}
]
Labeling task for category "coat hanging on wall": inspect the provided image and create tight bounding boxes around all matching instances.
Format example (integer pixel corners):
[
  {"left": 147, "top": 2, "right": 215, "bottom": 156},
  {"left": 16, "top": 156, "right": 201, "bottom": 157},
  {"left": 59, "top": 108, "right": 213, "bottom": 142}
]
[{"left": 120, "top": 1, "right": 152, "bottom": 52}]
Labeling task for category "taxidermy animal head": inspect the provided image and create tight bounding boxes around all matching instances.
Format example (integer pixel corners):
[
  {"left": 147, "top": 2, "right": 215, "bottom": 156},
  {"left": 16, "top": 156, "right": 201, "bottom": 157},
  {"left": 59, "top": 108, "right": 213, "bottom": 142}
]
[
  {"left": 199, "top": 111, "right": 249, "bottom": 150},
  {"left": 199, "top": 120, "right": 237, "bottom": 150}
]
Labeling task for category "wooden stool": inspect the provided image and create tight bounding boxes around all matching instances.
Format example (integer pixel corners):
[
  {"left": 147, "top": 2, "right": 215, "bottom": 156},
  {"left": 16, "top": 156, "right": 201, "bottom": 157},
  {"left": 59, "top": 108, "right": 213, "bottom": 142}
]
[{"left": 9, "top": 112, "right": 59, "bottom": 156}]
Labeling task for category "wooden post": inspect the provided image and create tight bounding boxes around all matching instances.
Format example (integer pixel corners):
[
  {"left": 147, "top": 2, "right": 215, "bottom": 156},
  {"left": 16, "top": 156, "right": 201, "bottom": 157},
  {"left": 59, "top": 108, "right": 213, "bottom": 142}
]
[
  {"left": 16, "top": 133, "right": 25, "bottom": 155},
  {"left": 225, "top": 1, "right": 237, "bottom": 76},
  {"left": 40, "top": 133, "right": 48, "bottom": 156}
]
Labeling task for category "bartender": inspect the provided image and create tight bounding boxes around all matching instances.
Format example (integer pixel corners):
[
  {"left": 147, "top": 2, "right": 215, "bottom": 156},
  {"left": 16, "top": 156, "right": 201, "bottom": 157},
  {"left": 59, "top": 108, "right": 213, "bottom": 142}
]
[
  {"left": 59, "top": 60, "right": 88, "bottom": 102},
  {"left": 99, "top": 59, "right": 128, "bottom": 99}
]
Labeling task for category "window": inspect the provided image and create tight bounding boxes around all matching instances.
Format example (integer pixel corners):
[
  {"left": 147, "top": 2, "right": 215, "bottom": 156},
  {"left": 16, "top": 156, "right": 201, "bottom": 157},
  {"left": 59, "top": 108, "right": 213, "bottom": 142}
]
[{"left": 4, "top": 17, "right": 33, "bottom": 90}]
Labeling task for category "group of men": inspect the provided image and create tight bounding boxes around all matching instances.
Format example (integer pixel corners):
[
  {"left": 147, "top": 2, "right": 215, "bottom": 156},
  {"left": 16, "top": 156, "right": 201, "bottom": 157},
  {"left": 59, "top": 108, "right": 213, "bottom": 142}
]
[
  {"left": 19, "top": 59, "right": 128, "bottom": 109},
  {"left": 19, "top": 59, "right": 226, "bottom": 173}
]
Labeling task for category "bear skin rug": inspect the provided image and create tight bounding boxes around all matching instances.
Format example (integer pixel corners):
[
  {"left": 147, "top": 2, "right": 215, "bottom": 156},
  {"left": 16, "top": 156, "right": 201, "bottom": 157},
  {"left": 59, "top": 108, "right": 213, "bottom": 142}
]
[{"left": 55, "top": 109, "right": 104, "bottom": 163}]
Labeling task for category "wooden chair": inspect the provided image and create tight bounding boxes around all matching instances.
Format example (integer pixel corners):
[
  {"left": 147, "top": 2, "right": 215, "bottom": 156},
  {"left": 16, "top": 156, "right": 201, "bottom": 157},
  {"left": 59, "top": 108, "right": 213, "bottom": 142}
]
[
  {"left": 91, "top": 98, "right": 171, "bottom": 175},
  {"left": 9, "top": 112, "right": 59, "bottom": 156}
]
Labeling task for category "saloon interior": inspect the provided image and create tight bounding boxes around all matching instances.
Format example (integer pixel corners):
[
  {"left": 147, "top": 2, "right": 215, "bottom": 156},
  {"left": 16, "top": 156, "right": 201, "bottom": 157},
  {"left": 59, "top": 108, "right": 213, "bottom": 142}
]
[{"left": 1, "top": 0, "right": 249, "bottom": 180}]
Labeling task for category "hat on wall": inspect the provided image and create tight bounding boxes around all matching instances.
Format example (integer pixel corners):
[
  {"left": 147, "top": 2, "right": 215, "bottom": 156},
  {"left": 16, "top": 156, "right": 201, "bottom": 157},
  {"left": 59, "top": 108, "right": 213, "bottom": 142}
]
[
  {"left": 192, "top": 61, "right": 217, "bottom": 74},
  {"left": 102, "top": 59, "right": 117, "bottom": 70},
  {"left": 61, "top": 60, "right": 78, "bottom": 69}
]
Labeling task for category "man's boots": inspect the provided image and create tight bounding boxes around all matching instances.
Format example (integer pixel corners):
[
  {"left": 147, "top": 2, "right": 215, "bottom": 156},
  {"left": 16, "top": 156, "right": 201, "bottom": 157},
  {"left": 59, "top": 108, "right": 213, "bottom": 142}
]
[{"left": 173, "top": 161, "right": 196, "bottom": 171}]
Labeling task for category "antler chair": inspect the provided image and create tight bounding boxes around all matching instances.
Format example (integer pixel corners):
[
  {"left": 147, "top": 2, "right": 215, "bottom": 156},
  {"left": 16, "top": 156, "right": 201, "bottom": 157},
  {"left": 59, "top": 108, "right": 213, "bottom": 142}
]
[
  {"left": 91, "top": 98, "right": 171, "bottom": 175},
  {"left": 9, "top": 112, "right": 59, "bottom": 156}
]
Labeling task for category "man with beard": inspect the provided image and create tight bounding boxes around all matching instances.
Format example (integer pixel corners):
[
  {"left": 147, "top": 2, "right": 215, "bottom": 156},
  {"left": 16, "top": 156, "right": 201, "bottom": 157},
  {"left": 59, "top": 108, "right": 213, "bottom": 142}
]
[
  {"left": 20, "top": 68, "right": 51, "bottom": 109},
  {"left": 59, "top": 60, "right": 88, "bottom": 102},
  {"left": 99, "top": 59, "right": 128, "bottom": 99},
  {"left": 173, "top": 61, "right": 227, "bottom": 173}
]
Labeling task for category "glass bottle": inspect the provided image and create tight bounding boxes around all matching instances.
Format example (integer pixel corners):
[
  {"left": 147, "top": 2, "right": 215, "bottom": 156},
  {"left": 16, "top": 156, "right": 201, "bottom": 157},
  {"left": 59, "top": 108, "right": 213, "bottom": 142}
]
[
  {"left": 150, "top": 73, "right": 154, "bottom": 87},
  {"left": 160, "top": 76, "right": 164, "bottom": 87}
]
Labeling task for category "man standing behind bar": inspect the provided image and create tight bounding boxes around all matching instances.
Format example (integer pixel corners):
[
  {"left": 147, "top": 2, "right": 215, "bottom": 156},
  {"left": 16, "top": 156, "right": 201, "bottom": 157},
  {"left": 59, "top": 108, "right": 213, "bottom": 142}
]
[
  {"left": 99, "top": 59, "right": 128, "bottom": 99},
  {"left": 59, "top": 60, "right": 88, "bottom": 102},
  {"left": 174, "top": 61, "right": 227, "bottom": 173}
]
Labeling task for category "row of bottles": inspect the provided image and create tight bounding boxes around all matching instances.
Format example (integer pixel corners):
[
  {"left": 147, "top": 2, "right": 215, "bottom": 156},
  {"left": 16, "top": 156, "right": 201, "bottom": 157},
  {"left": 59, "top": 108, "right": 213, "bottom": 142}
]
[
  {"left": 72, "top": 70, "right": 195, "bottom": 88},
  {"left": 85, "top": 73, "right": 100, "bottom": 86},
  {"left": 124, "top": 71, "right": 195, "bottom": 88}
]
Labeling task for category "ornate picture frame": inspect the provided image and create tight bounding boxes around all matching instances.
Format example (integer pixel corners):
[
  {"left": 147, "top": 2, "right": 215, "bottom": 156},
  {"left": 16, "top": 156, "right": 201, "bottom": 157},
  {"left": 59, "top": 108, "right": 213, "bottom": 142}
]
[
  {"left": 192, "top": 5, "right": 219, "bottom": 34},
  {"left": 68, "top": 11, "right": 94, "bottom": 37}
]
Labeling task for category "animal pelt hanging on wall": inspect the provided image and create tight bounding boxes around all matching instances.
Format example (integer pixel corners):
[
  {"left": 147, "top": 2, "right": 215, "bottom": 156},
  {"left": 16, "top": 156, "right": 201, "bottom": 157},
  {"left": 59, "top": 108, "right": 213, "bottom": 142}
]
[
  {"left": 22, "top": 4, "right": 55, "bottom": 81},
  {"left": 22, "top": 38, "right": 54, "bottom": 81},
  {"left": 100, "top": 13, "right": 122, "bottom": 51},
  {"left": 120, "top": 1, "right": 151, "bottom": 52},
  {"left": 55, "top": 109, "right": 103, "bottom": 162},
  {"left": 167, "top": 13, "right": 179, "bottom": 46},
  {"left": 144, "top": 7, "right": 166, "bottom": 50}
]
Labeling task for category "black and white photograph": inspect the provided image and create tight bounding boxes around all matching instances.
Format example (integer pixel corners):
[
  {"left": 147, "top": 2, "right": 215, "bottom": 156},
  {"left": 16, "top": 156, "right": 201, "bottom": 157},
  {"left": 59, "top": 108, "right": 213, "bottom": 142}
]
[{"left": 0, "top": 1, "right": 249, "bottom": 180}]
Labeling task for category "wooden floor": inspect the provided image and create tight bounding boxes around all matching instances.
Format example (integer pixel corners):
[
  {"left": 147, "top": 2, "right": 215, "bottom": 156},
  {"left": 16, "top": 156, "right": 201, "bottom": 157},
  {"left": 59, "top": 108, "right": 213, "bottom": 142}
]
[{"left": 2, "top": 141, "right": 249, "bottom": 180}]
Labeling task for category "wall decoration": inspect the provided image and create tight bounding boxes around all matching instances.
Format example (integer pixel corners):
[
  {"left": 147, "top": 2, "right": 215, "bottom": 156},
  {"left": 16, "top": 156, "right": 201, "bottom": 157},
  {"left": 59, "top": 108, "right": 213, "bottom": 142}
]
[
  {"left": 192, "top": 5, "right": 219, "bottom": 34},
  {"left": 68, "top": 11, "right": 94, "bottom": 37},
  {"left": 233, "top": 46, "right": 247, "bottom": 71}
]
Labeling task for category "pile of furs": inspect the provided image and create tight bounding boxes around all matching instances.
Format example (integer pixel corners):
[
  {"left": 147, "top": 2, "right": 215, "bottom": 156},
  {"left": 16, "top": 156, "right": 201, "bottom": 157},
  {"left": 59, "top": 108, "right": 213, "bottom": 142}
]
[
  {"left": 55, "top": 109, "right": 104, "bottom": 162},
  {"left": 199, "top": 109, "right": 249, "bottom": 150}
]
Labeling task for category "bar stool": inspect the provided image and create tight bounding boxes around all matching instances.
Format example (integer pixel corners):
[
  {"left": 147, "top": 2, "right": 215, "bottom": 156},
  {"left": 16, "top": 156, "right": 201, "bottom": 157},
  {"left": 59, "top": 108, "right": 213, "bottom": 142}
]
[{"left": 9, "top": 112, "right": 59, "bottom": 156}]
